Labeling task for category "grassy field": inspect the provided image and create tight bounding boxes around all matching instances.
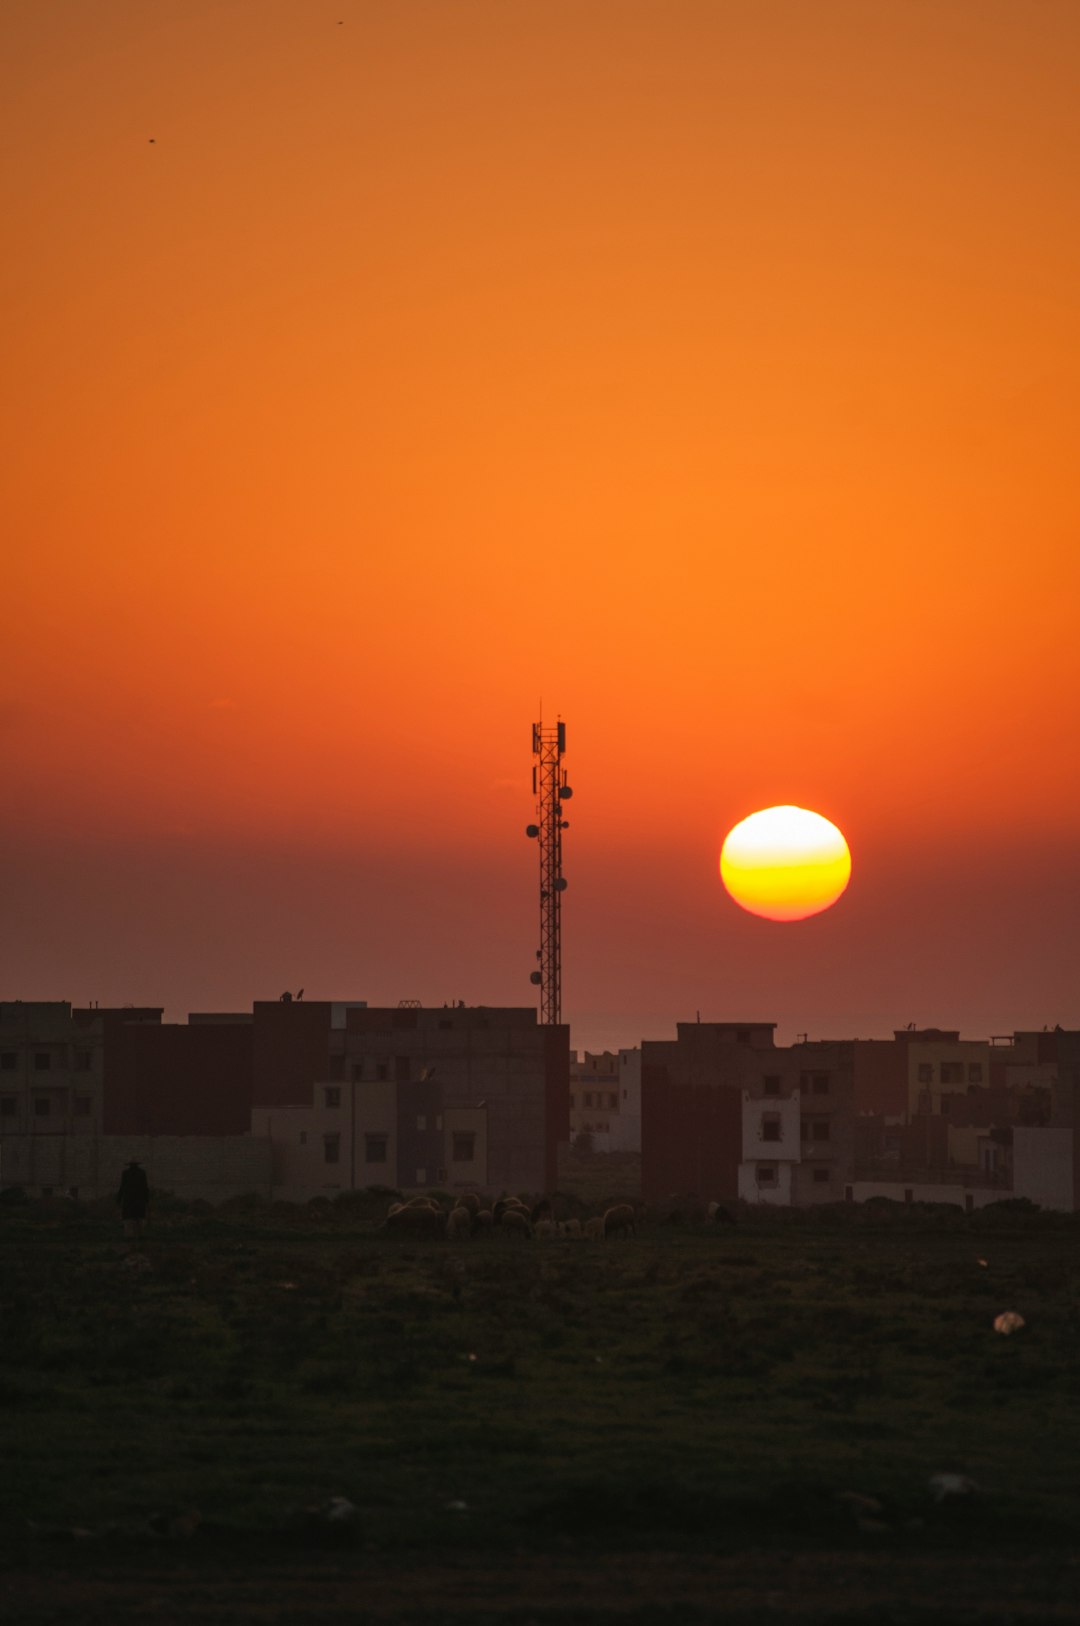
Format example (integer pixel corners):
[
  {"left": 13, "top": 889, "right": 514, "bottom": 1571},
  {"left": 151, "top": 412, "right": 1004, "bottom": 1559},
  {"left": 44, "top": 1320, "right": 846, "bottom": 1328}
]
[{"left": 3, "top": 1191, "right": 1080, "bottom": 1622}]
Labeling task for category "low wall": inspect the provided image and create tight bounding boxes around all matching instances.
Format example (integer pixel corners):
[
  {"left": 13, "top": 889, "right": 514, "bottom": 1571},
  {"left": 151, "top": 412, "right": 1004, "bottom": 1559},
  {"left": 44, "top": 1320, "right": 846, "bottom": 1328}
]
[{"left": 0, "top": 1134, "right": 272, "bottom": 1203}]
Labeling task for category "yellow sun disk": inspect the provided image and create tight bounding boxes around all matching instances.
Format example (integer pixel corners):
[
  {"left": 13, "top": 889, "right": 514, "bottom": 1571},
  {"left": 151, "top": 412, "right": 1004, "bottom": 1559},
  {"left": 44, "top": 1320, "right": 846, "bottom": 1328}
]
[{"left": 720, "top": 807, "right": 851, "bottom": 921}]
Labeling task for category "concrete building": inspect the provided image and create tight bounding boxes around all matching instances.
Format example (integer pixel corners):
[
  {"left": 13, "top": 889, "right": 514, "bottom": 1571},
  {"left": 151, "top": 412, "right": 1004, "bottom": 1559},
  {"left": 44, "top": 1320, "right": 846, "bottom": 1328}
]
[
  {"left": 569, "top": 1048, "right": 641, "bottom": 1152},
  {"left": 0, "top": 1001, "right": 149, "bottom": 1138},
  {"left": 642, "top": 1019, "right": 1078, "bottom": 1211},
  {"left": 251, "top": 1002, "right": 569, "bottom": 1197}
]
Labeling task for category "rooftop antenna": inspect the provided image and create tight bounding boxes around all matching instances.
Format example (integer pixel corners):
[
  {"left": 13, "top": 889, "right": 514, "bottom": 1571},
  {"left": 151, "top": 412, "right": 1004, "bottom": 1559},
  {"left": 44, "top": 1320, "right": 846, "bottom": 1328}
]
[{"left": 526, "top": 714, "right": 571, "bottom": 1025}]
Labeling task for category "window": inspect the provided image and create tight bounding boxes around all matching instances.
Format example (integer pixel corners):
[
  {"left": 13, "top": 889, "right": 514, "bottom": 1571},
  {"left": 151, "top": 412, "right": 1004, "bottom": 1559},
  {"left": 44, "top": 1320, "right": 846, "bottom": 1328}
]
[
  {"left": 761, "top": 1115, "right": 782, "bottom": 1143},
  {"left": 351, "top": 1063, "right": 363, "bottom": 1082},
  {"left": 34, "top": 1053, "right": 51, "bottom": 1072},
  {"left": 74, "top": 1051, "right": 92, "bottom": 1072},
  {"left": 811, "top": 1120, "right": 830, "bottom": 1142},
  {"left": 417, "top": 1114, "right": 427, "bottom": 1131},
  {"left": 452, "top": 1132, "right": 476, "bottom": 1162},
  {"left": 917, "top": 1062, "right": 933, "bottom": 1084},
  {"left": 0, "top": 1053, "right": 16, "bottom": 1072},
  {"left": 763, "top": 1075, "right": 781, "bottom": 1096},
  {"left": 34, "top": 1096, "right": 51, "bottom": 1117},
  {"left": 736, "top": 1029, "right": 751, "bottom": 1044},
  {"left": 323, "top": 1134, "right": 341, "bottom": 1165},
  {"left": 73, "top": 1095, "right": 91, "bottom": 1116},
  {"left": 812, "top": 1074, "right": 830, "bottom": 1095},
  {"left": 365, "top": 1134, "right": 388, "bottom": 1163},
  {"left": 968, "top": 1063, "right": 983, "bottom": 1083},
  {"left": 376, "top": 1063, "right": 388, "bottom": 1081},
  {"left": 438, "top": 1018, "right": 453, "bottom": 1030},
  {"left": 0, "top": 1096, "right": 15, "bottom": 1117},
  {"left": 324, "top": 1087, "right": 341, "bottom": 1108},
  {"left": 940, "top": 1062, "right": 964, "bottom": 1084},
  {"left": 607, "top": 1093, "right": 618, "bottom": 1110},
  {"left": 755, "top": 1164, "right": 777, "bottom": 1184},
  {"left": 813, "top": 1167, "right": 830, "bottom": 1184}
]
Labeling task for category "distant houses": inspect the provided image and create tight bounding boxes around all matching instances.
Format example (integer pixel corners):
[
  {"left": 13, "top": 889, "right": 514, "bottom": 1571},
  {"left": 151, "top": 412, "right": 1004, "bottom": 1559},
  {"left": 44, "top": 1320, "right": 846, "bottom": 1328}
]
[{"left": 1, "top": 998, "right": 1076, "bottom": 1210}]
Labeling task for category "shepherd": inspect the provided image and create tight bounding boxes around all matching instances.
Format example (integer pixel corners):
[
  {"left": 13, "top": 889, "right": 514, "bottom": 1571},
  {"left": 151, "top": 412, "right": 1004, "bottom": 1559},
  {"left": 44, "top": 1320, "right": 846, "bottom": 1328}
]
[{"left": 117, "top": 1159, "right": 150, "bottom": 1246}]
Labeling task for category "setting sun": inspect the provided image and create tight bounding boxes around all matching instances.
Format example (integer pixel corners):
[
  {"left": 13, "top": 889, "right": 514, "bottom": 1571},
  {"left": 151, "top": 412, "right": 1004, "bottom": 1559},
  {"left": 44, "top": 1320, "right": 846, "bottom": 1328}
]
[{"left": 720, "top": 807, "right": 852, "bottom": 923}]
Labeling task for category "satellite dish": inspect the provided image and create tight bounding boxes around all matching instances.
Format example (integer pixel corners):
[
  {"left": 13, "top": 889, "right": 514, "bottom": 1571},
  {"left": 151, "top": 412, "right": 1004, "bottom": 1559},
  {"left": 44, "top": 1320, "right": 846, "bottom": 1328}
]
[
  {"left": 530, "top": 971, "right": 542, "bottom": 985},
  {"left": 525, "top": 824, "right": 540, "bottom": 838},
  {"left": 558, "top": 786, "right": 573, "bottom": 799},
  {"left": 554, "top": 877, "right": 568, "bottom": 891}
]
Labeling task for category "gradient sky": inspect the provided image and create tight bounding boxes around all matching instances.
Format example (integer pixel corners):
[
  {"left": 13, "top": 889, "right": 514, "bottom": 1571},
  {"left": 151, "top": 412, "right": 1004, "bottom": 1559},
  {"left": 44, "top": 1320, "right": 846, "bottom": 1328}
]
[{"left": 4, "top": 0, "right": 1079, "bottom": 1050}]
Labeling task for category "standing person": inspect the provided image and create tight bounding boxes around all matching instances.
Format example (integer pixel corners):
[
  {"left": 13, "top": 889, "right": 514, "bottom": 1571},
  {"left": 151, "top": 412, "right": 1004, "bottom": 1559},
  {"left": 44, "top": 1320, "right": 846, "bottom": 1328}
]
[{"left": 117, "top": 1160, "right": 150, "bottom": 1247}]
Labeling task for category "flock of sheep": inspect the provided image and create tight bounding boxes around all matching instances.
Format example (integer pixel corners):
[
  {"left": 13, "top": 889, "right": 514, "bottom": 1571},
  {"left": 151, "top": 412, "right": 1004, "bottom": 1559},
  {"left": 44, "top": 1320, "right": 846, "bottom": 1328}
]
[{"left": 381, "top": 1192, "right": 639, "bottom": 1241}]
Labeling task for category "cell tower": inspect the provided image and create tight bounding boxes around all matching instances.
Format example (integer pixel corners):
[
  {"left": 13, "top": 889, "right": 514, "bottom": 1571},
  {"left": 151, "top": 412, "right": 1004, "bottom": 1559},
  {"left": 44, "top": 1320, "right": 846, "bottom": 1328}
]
[{"left": 526, "top": 717, "right": 571, "bottom": 1025}]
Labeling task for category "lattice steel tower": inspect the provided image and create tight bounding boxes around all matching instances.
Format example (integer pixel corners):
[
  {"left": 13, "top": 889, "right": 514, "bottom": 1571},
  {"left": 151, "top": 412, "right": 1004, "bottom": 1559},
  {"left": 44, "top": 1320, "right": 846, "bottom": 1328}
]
[{"left": 526, "top": 718, "right": 572, "bottom": 1025}]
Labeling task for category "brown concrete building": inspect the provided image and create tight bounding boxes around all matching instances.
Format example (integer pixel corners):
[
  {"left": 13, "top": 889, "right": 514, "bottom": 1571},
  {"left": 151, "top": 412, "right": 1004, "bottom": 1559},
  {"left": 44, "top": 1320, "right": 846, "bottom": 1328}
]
[{"left": 250, "top": 1001, "right": 569, "bottom": 1197}]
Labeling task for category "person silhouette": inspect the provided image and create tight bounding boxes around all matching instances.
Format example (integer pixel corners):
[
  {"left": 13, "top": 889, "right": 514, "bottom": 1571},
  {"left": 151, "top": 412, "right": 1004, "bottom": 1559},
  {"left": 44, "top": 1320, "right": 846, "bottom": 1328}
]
[{"left": 117, "top": 1160, "right": 150, "bottom": 1246}]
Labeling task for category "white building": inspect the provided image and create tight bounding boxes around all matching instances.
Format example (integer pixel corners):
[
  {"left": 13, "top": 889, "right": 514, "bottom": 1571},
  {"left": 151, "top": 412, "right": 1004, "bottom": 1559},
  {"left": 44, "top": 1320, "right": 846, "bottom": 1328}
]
[{"left": 738, "top": 1087, "right": 802, "bottom": 1204}]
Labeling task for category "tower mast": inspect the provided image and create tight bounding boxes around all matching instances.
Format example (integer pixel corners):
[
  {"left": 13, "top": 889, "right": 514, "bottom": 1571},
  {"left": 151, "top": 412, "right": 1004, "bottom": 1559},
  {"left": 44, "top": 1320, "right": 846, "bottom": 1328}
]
[{"left": 527, "top": 718, "right": 571, "bottom": 1025}]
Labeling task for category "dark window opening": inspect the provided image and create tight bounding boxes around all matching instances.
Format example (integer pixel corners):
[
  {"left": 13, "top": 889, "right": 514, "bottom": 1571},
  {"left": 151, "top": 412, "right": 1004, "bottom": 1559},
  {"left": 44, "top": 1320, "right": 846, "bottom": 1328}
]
[
  {"left": 74, "top": 1051, "right": 93, "bottom": 1072},
  {"left": 34, "top": 1097, "right": 50, "bottom": 1117},
  {"left": 34, "top": 1053, "right": 51, "bottom": 1072},
  {"left": 755, "top": 1164, "right": 777, "bottom": 1184},
  {"left": 811, "top": 1120, "right": 830, "bottom": 1141},
  {"left": 452, "top": 1132, "right": 476, "bottom": 1162},
  {"left": 323, "top": 1134, "right": 341, "bottom": 1165},
  {"left": 761, "top": 1116, "right": 782, "bottom": 1143},
  {"left": 351, "top": 1063, "right": 363, "bottom": 1082},
  {"left": 0, "top": 1053, "right": 16, "bottom": 1072},
  {"left": 812, "top": 1074, "right": 829, "bottom": 1095},
  {"left": 968, "top": 1064, "right": 983, "bottom": 1083},
  {"left": 763, "top": 1075, "right": 781, "bottom": 1095},
  {"left": 365, "top": 1135, "right": 388, "bottom": 1164},
  {"left": 812, "top": 1167, "right": 829, "bottom": 1183},
  {"left": 0, "top": 1096, "right": 16, "bottom": 1117},
  {"left": 736, "top": 1029, "right": 751, "bottom": 1044},
  {"left": 74, "top": 1095, "right": 91, "bottom": 1116},
  {"left": 917, "top": 1063, "right": 933, "bottom": 1083},
  {"left": 376, "top": 1063, "right": 388, "bottom": 1082},
  {"left": 324, "top": 1086, "right": 341, "bottom": 1108}
]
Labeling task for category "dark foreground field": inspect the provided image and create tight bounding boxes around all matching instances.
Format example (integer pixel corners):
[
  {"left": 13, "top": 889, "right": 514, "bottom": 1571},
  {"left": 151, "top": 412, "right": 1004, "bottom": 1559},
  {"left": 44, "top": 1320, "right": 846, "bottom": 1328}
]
[{"left": 3, "top": 1193, "right": 1080, "bottom": 1623}]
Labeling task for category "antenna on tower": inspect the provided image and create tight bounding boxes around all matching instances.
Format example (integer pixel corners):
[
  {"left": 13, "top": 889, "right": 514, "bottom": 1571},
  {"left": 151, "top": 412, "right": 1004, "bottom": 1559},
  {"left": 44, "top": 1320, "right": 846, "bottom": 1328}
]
[{"left": 525, "top": 716, "right": 571, "bottom": 1025}]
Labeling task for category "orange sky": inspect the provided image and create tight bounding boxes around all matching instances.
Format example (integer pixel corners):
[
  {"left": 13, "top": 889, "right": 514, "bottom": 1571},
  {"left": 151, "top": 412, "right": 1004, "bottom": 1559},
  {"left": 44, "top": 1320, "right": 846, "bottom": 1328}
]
[{"left": 4, "top": 1, "right": 1079, "bottom": 1044}]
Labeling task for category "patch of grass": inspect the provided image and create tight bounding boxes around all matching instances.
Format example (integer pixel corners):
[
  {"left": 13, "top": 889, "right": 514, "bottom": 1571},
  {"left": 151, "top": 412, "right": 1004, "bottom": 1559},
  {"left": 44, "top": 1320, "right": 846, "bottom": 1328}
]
[{"left": 3, "top": 1199, "right": 1080, "bottom": 1581}]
